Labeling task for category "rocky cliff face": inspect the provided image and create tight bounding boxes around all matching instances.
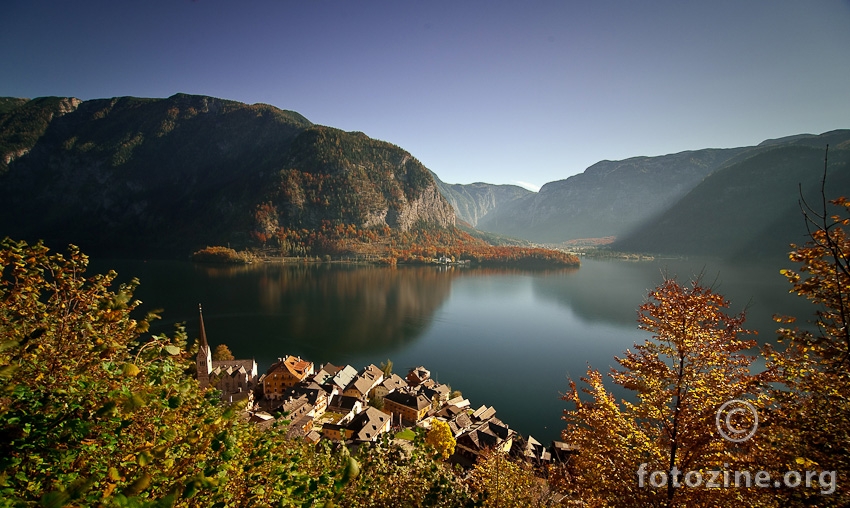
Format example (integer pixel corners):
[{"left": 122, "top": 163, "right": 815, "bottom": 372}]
[
  {"left": 431, "top": 174, "right": 531, "bottom": 227},
  {"left": 0, "top": 94, "right": 456, "bottom": 256},
  {"left": 387, "top": 182, "right": 455, "bottom": 230}
]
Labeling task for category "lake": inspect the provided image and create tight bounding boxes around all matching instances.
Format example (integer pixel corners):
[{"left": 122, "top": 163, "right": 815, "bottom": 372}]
[{"left": 93, "top": 256, "right": 815, "bottom": 444}]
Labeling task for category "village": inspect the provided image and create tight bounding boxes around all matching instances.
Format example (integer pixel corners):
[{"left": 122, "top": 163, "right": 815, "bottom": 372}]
[{"left": 195, "top": 305, "right": 576, "bottom": 471}]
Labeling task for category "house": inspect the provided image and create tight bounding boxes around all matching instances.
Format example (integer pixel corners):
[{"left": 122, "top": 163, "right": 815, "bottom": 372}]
[
  {"left": 276, "top": 381, "right": 332, "bottom": 417},
  {"left": 248, "top": 411, "right": 276, "bottom": 430},
  {"left": 280, "top": 394, "right": 315, "bottom": 421},
  {"left": 406, "top": 366, "right": 430, "bottom": 386},
  {"left": 286, "top": 413, "right": 315, "bottom": 440},
  {"left": 321, "top": 422, "right": 348, "bottom": 441},
  {"left": 551, "top": 441, "right": 580, "bottom": 463},
  {"left": 420, "top": 380, "right": 451, "bottom": 407},
  {"left": 342, "top": 365, "right": 384, "bottom": 400},
  {"left": 455, "top": 416, "right": 516, "bottom": 460},
  {"left": 433, "top": 403, "right": 475, "bottom": 437},
  {"left": 328, "top": 365, "right": 358, "bottom": 393},
  {"left": 346, "top": 407, "right": 391, "bottom": 443},
  {"left": 471, "top": 404, "right": 497, "bottom": 422},
  {"left": 372, "top": 373, "right": 407, "bottom": 400},
  {"left": 195, "top": 305, "right": 258, "bottom": 402},
  {"left": 382, "top": 388, "right": 431, "bottom": 425},
  {"left": 321, "top": 407, "right": 391, "bottom": 443},
  {"left": 512, "top": 435, "right": 552, "bottom": 465},
  {"left": 263, "top": 355, "right": 315, "bottom": 399},
  {"left": 326, "top": 394, "right": 363, "bottom": 424},
  {"left": 312, "top": 363, "right": 342, "bottom": 385},
  {"left": 210, "top": 364, "right": 256, "bottom": 404}
]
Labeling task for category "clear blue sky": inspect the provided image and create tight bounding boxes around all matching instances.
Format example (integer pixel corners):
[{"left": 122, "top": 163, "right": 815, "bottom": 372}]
[{"left": 3, "top": 0, "right": 849, "bottom": 191}]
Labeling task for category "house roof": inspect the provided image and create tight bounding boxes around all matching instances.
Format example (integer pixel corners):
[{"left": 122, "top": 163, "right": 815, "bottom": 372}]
[
  {"left": 457, "top": 416, "right": 514, "bottom": 452},
  {"left": 212, "top": 359, "right": 257, "bottom": 378},
  {"left": 445, "top": 396, "right": 470, "bottom": 409},
  {"left": 406, "top": 366, "right": 430, "bottom": 385},
  {"left": 267, "top": 355, "right": 314, "bottom": 380},
  {"left": 328, "top": 394, "right": 362, "bottom": 411},
  {"left": 346, "top": 407, "right": 390, "bottom": 442},
  {"left": 472, "top": 405, "right": 497, "bottom": 422},
  {"left": 380, "top": 373, "right": 407, "bottom": 392},
  {"left": 385, "top": 389, "right": 431, "bottom": 411},
  {"left": 312, "top": 363, "right": 341, "bottom": 385},
  {"left": 345, "top": 375, "right": 376, "bottom": 397},
  {"left": 330, "top": 365, "right": 358, "bottom": 389}
]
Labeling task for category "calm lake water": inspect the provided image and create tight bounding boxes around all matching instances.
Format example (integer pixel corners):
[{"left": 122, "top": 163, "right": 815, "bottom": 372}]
[{"left": 94, "top": 256, "right": 815, "bottom": 444}]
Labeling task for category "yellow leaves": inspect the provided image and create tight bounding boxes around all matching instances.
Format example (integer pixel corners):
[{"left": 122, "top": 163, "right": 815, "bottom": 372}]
[
  {"left": 121, "top": 473, "right": 151, "bottom": 496},
  {"left": 136, "top": 451, "right": 153, "bottom": 467},
  {"left": 102, "top": 482, "right": 117, "bottom": 498},
  {"left": 425, "top": 419, "right": 456, "bottom": 460},
  {"left": 121, "top": 363, "right": 141, "bottom": 377},
  {"left": 794, "top": 456, "right": 819, "bottom": 469},
  {"left": 122, "top": 392, "right": 146, "bottom": 412}
]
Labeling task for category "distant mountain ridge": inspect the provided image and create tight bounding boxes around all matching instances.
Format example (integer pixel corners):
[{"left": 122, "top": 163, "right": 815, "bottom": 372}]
[
  {"left": 442, "top": 129, "right": 849, "bottom": 259},
  {"left": 474, "top": 147, "right": 751, "bottom": 243},
  {"left": 1, "top": 93, "right": 847, "bottom": 261},
  {"left": 612, "top": 131, "right": 850, "bottom": 259}
]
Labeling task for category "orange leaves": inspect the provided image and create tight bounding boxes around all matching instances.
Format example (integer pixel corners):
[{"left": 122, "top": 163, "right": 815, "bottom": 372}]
[{"left": 562, "top": 278, "right": 765, "bottom": 507}]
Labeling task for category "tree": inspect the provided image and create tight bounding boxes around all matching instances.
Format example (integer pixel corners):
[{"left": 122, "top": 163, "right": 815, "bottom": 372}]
[
  {"left": 762, "top": 167, "right": 850, "bottom": 505},
  {"left": 0, "top": 239, "right": 353, "bottom": 506},
  {"left": 467, "top": 450, "right": 556, "bottom": 507},
  {"left": 425, "top": 419, "right": 456, "bottom": 460},
  {"left": 562, "top": 278, "right": 768, "bottom": 507},
  {"left": 379, "top": 358, "right": 393, "bottom": 377},
  {"left": 338, "top": 435, "right": 472, "bottom": 507},
  {"left": 0, "top": 238, "right": 492, "bottom": 506},
  {"left": 213, "top": 343, "right": 235, "bottom": 361}
]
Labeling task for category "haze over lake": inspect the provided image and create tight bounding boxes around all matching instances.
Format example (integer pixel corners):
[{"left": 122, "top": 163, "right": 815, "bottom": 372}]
[{"left": 96, "top": 256, "right": 813, "bottom": 444}]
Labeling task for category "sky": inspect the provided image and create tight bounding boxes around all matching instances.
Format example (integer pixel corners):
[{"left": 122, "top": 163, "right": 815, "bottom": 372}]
[{"left": 3, "top": 1, "right": 849, "bottom": 191}]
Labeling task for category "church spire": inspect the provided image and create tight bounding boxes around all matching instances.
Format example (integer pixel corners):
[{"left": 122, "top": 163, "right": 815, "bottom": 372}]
[
  {"left": 196, "top": 303, "right": 212, "bottom": 387},
  {"left": 199, "top": 303, "right": 208, "bottom": 348}
]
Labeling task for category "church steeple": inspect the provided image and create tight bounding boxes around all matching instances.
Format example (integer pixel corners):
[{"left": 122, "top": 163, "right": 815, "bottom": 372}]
[
  {"left": 196, "top": 304, "right": 213, "bottom": 388},
  {"left": 199, "top": 303, "right": 209, "bottom": 349}
]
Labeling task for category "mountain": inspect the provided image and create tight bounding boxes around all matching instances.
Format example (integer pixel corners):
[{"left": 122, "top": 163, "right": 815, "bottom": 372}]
[
  {"left": 475, "top": 147, "right": 752, "bottom": 243},
  {"left": 611, "top": 130, "right": 850, "bottom": 259},
  {"left": 430, "top": 172, "right": 532, "bottom": 227},
  {"left": 0, "top": 94, "right": 454, "bottom": 257}
]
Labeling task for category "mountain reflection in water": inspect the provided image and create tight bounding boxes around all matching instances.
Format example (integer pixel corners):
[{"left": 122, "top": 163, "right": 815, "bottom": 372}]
[{"left": 93, "top": 258, "right": 806, "bottom": 443}]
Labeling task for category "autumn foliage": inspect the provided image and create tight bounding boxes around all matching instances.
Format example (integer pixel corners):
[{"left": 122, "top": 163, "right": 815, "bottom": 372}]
[{"left": 561, "top": 184, "right": 850, "bottom": 506}]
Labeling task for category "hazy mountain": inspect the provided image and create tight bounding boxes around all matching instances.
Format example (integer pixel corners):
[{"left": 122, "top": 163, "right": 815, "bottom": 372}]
[
  {"left": 430, "top": 172, "right": 532, "bottom": 227},
  {"left": 476, "top": 147, "right": 751, "bottom": 243},
  {"left": 612, "top": 130, "right": 850, "bottom": 259},
  {"left": 0, "top": 94, "right": 454, "bottom": 257}
]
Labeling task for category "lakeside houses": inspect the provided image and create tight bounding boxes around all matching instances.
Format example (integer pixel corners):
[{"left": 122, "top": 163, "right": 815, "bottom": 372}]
[
  {"left": 342, "top": 364, "right": 384, "bottom": 400},
  {"left": 406, "top": 365, "right": 430, "bottom": 386},
  {"left": 322, "top": 407, "right": 391, "bottom": 443},
  {"left": 382, "top": 387, "right": 432, "bottom": 425},
  {"left": 193, "top": 314, "right": 576, "bottom": 471},
  {"left": 372, "top": 373, "right": 407, "bottom": 400},
  {"left": 262, "top": 355, "right": 315, "bottom": 398}
]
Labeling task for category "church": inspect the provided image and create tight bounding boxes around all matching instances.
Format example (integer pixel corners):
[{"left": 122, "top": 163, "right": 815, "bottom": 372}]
[{"left": 195, "top": 304, "right": 259, "bottom": 404}]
